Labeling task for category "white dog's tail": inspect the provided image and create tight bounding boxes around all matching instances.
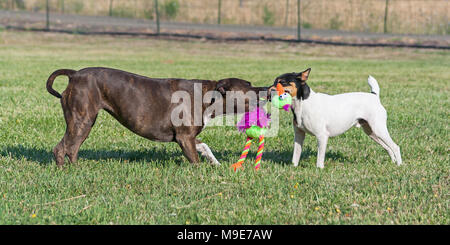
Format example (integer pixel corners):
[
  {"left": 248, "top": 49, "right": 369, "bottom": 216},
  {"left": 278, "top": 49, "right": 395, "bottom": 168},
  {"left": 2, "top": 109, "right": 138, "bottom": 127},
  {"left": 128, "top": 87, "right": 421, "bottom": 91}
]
[{"left": 367, "top": 75, "right": 380, "bottom": 97}]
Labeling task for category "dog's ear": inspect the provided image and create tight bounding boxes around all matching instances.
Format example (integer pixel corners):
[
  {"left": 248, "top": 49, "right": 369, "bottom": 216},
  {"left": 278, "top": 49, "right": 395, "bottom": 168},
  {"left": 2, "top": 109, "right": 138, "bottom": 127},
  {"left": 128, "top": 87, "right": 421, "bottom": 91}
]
[
  {"left": 216, "top": 79, "right": 229, "bottom": 95},
  {"left": 216, "top": 78, "right": 252, "bottom": 95},
  {"left": 295, "top": 68, "right": 311, "bottom": 100},
  {"left": 299, "top": 83, "right": 310, "bottom": 100},
  {"left": 297, "top": 68, "right": 311, "bottom": 83}
]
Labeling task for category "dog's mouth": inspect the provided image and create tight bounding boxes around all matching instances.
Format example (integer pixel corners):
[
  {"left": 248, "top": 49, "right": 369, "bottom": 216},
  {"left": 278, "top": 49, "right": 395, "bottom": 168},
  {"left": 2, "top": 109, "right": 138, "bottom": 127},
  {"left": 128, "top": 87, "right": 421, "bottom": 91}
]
[
  {"left": 267, "top": 85, "right": 293, "bottom": 102},
  {"left": 283, "top": 87, "right": 294, "bottom": 95}
]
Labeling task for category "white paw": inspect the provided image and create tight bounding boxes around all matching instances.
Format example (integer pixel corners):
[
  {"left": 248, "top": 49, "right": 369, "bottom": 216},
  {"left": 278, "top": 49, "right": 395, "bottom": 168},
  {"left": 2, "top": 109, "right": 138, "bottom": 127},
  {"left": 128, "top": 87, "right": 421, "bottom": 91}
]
[{"left": 211, "top": 160, "right": 221, "bottom": 166}]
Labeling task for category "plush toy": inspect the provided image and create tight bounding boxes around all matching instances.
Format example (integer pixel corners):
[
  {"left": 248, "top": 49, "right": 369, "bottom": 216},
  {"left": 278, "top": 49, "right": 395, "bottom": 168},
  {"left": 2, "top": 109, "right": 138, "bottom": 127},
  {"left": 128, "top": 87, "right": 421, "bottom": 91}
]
[
  {"left": 271, "top": 83, "right": 292, "bottom": 111},
  {"left": 231, "top": 107, "right": 270, "bottom": 171},
  {"left": 230, "top": 84, "right": 293, "bottom": 171}
]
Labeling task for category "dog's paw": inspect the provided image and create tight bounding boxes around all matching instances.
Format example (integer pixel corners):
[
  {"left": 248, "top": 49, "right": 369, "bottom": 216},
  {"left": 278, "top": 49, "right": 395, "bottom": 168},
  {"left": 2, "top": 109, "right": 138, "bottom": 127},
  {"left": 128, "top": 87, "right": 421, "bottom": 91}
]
[{"left": 211, "top": 160, "right": 221, "bottom": 166}]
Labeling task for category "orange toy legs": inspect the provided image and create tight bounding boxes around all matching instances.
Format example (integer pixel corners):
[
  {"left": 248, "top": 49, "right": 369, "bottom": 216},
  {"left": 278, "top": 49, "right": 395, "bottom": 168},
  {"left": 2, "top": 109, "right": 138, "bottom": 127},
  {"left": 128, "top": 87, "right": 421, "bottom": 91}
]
[
  {"left": 231, "top": 137, "right": 252, "bottom": 171},
  {"left": 231, "top": 135, "right": 265, "bottom": 171},
  {"left": 254, "top": 135, "right": 265, "bottom": 170}
]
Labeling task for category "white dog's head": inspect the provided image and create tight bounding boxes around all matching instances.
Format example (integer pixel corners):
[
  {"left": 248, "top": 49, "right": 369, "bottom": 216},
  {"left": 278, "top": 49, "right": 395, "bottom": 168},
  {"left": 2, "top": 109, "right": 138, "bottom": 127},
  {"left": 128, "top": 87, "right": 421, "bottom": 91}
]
[{"left": 268, "top": 68, "right": 311, "bottom": 100}]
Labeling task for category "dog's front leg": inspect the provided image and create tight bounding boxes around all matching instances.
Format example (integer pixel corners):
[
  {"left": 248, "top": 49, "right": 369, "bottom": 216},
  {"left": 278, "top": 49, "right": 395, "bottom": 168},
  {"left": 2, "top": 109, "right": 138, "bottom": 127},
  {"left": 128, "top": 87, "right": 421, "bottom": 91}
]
[
  {"left": 176, "top": 136, "right": 200, "bottom": 165},
  {"left": 195, "top": 139, "right": 221, "bottom": 166},
  {"left": 292, "top": 127, "right": 305, "bottom": 167},
  {"left": 316, "top": 135, "right": 328, "bottom": 169}
]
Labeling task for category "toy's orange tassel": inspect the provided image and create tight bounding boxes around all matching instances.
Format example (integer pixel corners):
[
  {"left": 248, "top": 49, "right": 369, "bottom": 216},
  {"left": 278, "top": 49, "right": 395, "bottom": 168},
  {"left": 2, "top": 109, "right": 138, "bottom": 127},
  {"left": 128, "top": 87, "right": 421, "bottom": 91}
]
[{"left": 276, "top": 83, "right": 285, "bottom": 96}]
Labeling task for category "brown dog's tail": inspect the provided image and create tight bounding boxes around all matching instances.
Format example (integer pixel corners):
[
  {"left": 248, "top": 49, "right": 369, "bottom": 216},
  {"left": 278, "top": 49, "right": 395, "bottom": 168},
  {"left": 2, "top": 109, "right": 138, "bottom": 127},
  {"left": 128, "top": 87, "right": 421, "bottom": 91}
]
[{"left": 46, "top": 69, "right": 76, "bottom": 98}]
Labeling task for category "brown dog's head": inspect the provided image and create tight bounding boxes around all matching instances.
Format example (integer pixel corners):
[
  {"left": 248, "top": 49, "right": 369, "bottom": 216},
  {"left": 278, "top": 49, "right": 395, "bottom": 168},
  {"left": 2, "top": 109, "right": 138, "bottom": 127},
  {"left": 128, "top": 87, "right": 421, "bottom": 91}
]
[
  {"left": 216, "top": 78, "right": 268, "bottom": 114},
  {"left": 269, "top": 68, "right": 311, "bottom": 100}
]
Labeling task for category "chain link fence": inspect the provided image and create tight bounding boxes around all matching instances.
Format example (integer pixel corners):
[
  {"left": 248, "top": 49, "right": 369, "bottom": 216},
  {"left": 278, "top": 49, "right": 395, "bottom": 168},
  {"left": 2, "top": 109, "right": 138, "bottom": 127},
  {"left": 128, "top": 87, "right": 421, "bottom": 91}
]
[
  {"left": 0, "top": 0, "right": 449, "bottom": 49},
  {"left": 1, "top": 0, "right": 448, "bottom": 35}
]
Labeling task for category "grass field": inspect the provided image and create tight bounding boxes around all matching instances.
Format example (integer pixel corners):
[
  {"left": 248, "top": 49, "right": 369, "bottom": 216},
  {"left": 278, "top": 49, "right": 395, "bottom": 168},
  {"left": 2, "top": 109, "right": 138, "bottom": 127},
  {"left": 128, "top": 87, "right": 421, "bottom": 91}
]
[{"left": 0, "top": 30, "right": 449, "bottom": 225}]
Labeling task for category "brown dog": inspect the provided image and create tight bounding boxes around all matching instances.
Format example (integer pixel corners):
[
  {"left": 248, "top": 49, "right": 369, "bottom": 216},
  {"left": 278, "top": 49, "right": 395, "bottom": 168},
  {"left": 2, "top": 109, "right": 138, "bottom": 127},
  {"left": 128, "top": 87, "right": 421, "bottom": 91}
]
[{"left": 46, "top": 67, "right": 266, "bottom": 166}]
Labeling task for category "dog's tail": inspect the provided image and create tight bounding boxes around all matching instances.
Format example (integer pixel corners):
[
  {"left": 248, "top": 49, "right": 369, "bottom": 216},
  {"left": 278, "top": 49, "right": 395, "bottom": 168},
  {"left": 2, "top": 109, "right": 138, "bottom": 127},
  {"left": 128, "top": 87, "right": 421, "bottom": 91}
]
[
  {"left": 46, "top": 69, "right": 76, "bottom": 98},
  {"left": 367, "top": 75, "right": 380, "bottom": 97}
]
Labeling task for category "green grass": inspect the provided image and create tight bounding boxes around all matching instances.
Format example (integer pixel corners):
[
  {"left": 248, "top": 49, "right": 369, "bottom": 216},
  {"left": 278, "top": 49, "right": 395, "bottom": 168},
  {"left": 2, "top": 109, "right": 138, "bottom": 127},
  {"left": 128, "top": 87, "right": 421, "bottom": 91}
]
[{"left": 0, "top": 31, "right": 449, "bottom": 224}]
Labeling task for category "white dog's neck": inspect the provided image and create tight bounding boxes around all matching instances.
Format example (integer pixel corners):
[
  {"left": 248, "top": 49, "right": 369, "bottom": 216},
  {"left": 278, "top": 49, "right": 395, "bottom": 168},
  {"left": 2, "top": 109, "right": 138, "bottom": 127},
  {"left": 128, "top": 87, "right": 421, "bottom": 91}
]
[
  {"left": 292, "top": 88, "right": 315, "bottom": 107},
  {"left": 291, "top": 89, "right": 315, "bottom": 127}
]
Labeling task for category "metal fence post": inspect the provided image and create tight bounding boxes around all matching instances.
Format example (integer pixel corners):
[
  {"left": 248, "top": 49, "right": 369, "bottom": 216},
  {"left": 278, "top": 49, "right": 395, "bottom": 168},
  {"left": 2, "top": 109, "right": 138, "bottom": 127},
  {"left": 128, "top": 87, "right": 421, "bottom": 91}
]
[
  {"left": 46, "top": 0, "right": 50, "bottom": 30},
  {"left": 284, "top": 0, "right": 289, "bottom": 26},
  {"left": 109, "top": 0, "right": 114, "bottom": 17},
  {"left": 297, "top": 0, "right": 301, "bottom": 40},
  {"left": 218, "top": 0, "right": 222, "bottom": 25},
  {"left": 61, "top": 0, "right": 65, "bottom": 14},
  {"left": 155, "top": 0, "right": 160, "bottom": 34},
  {"left": 384, "top": 0, "right": 389, "bottom": 33},
  {"left": 134, "top": 0, "right": 137, "bottom": 18}
]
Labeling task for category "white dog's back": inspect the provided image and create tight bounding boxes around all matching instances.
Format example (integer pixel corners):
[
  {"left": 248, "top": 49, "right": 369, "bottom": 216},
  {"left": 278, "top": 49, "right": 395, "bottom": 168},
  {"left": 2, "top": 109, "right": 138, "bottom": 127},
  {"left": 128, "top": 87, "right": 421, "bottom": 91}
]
[
  {"left": 302, "top": 92, "right": 384, "bottom": 137},
  {"left": 299, "top": 76, "right": 385, "bottom": 137}
]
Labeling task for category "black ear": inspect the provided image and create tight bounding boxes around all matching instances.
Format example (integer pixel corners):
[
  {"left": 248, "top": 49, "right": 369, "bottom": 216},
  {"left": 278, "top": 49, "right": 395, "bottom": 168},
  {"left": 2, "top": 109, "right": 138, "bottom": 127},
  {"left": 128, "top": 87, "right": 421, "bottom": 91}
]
[
  {"left": 295, "top": 68, "right": 311, "bottom": 100},
  {"left": 299, "top": 83, "right": 310, "bottom": 100},
  {"left": 294, "top": 80, "right": 310, "bottom": 100},
  {"left": 297, "top": 68, "right": 311, "bottom": 83},
  {"left": 216, "top": 80, "right": 229, "bottom": 95}
]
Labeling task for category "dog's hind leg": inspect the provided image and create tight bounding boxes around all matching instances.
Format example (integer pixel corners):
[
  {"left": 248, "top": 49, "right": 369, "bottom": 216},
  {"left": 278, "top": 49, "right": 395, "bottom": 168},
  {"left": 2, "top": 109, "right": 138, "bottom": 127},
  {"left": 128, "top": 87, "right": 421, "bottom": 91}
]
[
  {"left": 54, "top": 90, "right": 99, "bottom": 166},
  {"left": 360, "top": 120, "right": 396, "bottom": 163},
  {"left": 364, "top": 119, "right": 402, "bottom": 165},
  {"left": 53, "top": 140, "right": 66, "bottom": 166},
  {"left": 374, "top": 128, "right": 402, "bottom": 166},
  {"left": 64, "top": 115, "right": 98, "bottom": 165},
  {"left": 54, "top": 117, "right": 97, "bottom": 166}
]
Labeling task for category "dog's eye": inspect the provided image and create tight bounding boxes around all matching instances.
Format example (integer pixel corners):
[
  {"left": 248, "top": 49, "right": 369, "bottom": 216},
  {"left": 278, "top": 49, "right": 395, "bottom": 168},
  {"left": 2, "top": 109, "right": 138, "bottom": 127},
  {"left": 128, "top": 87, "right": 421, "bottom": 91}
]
[{"left": 280, "top": 93, "right": 289, "bottom": 99}]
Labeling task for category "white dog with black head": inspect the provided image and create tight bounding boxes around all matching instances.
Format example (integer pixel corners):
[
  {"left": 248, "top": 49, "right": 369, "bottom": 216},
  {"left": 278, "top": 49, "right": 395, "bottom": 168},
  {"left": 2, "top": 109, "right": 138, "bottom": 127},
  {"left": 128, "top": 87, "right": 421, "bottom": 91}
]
[{"left": 269, "top": 68, "right": 402, "bottom": 168}]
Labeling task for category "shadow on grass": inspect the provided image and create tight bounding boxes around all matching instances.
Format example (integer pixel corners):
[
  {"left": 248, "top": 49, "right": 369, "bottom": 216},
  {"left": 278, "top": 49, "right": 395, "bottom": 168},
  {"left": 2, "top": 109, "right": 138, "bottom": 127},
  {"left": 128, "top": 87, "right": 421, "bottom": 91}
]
[
  {"left": 1, "top": 145, "right": 350, "bottom": 167},
  {"left": 0, "top": 145, "right": 182, "bottom": 166},
  {"left": 262, "top": 148, "right": 350, "bottom": 166}
]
